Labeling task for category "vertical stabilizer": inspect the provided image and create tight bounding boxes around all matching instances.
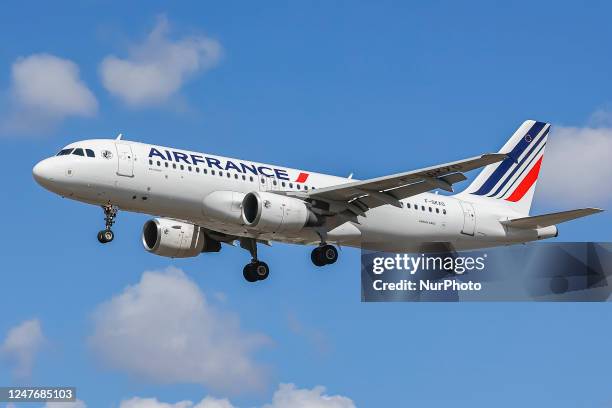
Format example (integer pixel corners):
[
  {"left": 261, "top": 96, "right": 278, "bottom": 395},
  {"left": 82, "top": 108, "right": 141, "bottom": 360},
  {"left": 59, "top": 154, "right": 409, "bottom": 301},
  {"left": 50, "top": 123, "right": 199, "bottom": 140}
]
[{"left": 460, "top": 120, "right": 550, "bottom": 215}]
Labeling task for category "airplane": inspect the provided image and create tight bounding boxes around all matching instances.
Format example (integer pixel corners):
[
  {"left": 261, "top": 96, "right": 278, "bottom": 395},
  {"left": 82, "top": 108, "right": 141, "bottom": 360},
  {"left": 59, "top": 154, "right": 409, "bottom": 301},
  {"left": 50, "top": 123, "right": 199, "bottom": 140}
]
[{"left": 32, "top": 120, "right": 603, "bottom": 282}]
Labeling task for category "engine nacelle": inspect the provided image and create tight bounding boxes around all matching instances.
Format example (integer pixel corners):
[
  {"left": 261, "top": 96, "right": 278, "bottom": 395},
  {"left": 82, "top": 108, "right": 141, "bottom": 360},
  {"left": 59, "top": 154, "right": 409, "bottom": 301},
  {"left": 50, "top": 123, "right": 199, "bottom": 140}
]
[
  {"left": 202, "top": 191, "right": 245, "bottom": 224},
  {"left": 241, "top": 191, "right": 318, "bottom": 234},
  {"left": 142, "top": 218, "right": 209, "bottom": 258}
]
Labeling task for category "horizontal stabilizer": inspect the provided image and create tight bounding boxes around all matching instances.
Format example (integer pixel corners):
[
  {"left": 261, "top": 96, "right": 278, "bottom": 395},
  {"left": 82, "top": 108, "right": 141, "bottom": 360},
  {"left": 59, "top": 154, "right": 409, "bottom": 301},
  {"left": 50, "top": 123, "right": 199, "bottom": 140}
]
[{"left": 501, "top": 208, "right": 603, "bottom": 229}]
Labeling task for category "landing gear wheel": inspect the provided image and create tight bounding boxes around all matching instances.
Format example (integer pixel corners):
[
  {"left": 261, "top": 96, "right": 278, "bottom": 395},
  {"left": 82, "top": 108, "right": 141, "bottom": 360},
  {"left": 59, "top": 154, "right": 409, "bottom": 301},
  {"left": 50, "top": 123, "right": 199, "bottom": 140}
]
[
  {"left": 311, "top": 248, "right": 326, "bottom": 267},
  {"left": 243, "top": 261, "right": 270, "bottom": 282},
  {"left": 97, "top": 229, "right": 114, "bottom": 243},
  {"left": 254, "top": 261, "right": 269, "bottom": 280},
  {"left": 243, "top": 264, "right": 258, "bottom": 282},
  {"left": 321, "top": 244, "right": 338, "bottom": 265},
  {"left": 311, "top": 245, "right": 338, "bottom": 266}
]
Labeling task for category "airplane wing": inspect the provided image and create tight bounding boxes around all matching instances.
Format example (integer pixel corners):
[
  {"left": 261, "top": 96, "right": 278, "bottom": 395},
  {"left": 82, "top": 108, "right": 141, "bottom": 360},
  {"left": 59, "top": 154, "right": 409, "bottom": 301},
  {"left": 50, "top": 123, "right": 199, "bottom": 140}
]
[
  {"left": 500, "top": 208, "right": 603, "bottom": 229},
  {"left": 284, "top": 153, "right": 506, "bottom": 217}
]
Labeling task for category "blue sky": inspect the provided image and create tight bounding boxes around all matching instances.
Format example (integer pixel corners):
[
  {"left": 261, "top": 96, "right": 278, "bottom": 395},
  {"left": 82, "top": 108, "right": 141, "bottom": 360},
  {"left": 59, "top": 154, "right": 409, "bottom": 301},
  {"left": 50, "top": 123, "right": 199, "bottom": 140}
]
[{"left": 1, "top": 1, "right": 611, "bottom": 407}]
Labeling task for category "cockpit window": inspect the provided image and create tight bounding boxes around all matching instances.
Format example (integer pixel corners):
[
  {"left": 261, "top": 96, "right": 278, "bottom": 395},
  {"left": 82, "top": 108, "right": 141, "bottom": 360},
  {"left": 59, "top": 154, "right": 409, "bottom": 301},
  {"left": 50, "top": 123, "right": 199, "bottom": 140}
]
[
  {"left": 57, "top": 148, "right": 74, "bottom": 156},
  {"left": 85, "top": 149, "right": 95, "bottom": 158},
  {"left": 72, "top": 148, "right": 84, "bottom": 156}
]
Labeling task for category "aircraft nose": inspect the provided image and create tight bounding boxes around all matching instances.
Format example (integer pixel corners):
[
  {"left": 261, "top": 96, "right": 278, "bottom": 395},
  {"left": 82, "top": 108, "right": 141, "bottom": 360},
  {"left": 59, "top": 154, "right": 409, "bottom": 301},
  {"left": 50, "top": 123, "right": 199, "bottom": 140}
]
[{"left": 32, "top": 158, "right": 55, "bottom": 187}]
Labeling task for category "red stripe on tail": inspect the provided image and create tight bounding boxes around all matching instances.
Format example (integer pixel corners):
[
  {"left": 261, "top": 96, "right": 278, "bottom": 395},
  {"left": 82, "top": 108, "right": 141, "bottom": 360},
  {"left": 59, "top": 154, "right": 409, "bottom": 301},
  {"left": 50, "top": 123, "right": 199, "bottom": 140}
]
[{"left": 506, "top": 157, "right": 543, "bottom": 202}]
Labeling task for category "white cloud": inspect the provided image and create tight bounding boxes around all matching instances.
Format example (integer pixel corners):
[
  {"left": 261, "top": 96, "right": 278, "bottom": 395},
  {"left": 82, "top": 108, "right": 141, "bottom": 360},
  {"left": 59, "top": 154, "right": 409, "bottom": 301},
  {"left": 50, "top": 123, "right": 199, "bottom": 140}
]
[
  {"left": 587, "top": 107, "right": 612, "bottom": 127},
  {"left": 263, "top": 383, "right": 356, "bottom": 408},
  {"left": 118, "top": 384, "right": 355, "bottom": 408},
  {"left": 1, "top": 318, "right": 45, "bottom": 379},
  {"left": 89, "top": 267, "right": 269, "bottom": 394},
  {"left": 538, "top": 125, "right": 612, "bottom": 206},
  {"left": 119, "top": 397, "right": 193, "bottom": 408},
  {"left": 1, "top": 54, "right": 97, "bottom": 134},
  {"left": 119, "top": 396, "right": 232, "bottom": 408},
  {"left": 100, "top": 15, "right": 221, "bottom": 107},
  {"left": 44, "top": 399, "right": 87, "bottom": 408}
]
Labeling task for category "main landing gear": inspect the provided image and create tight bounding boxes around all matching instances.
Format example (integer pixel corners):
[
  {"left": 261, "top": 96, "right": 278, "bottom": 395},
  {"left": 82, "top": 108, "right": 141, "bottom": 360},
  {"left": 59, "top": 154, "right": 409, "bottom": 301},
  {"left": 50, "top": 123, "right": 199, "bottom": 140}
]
[
  {"left": 311, "top": 244, "right": 338, "bottom": 267},
  {"left": 240, "top": 238, "right": 270, "bottom": 283},
  {"left": 243, "top": 261, "right": 270, "bottom": 283},
  {"left": 97, "top": 203, "right": 118, "bottom": 244}
]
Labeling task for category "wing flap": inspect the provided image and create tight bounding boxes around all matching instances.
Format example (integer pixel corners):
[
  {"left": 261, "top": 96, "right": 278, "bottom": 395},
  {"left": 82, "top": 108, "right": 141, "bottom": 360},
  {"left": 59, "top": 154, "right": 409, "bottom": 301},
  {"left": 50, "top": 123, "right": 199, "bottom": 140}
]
[{"left": 501, "top": 208, "right": 603, "bottom": 229}]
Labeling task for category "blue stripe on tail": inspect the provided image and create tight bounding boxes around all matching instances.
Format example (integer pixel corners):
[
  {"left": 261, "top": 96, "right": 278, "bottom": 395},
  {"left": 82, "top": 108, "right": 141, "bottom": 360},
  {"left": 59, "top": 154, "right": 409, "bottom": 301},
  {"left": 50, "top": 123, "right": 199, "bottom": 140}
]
[
  {"left": 472, "top": 121, "right": 546, "bottom": 196},
  {"left": 486, "top": 125, "right": 549, "bottom": 197}
]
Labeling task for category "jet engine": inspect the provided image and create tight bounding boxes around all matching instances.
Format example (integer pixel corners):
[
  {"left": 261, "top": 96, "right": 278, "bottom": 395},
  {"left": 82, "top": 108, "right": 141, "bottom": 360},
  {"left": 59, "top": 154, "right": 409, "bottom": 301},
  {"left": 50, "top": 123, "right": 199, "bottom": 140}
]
[
  {"left": 142, "top": 218, "right": 220, "bottom": 258},
  {"left": 241, "top": 191, "right": 320, "bottom": 234}
]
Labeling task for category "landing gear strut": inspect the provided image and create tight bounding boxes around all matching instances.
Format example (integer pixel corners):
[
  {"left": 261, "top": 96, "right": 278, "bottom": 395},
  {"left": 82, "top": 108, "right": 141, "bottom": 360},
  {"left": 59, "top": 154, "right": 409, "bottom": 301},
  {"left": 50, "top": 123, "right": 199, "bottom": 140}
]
[
  {"left": 97, "top": 203, "right": 118, "bottom": 244},
  {"left": 240, "top": 238, "right": 270, "bottom": 282},
  {"left": 311, "top": 244, "right": 338, "bottom": 267}
]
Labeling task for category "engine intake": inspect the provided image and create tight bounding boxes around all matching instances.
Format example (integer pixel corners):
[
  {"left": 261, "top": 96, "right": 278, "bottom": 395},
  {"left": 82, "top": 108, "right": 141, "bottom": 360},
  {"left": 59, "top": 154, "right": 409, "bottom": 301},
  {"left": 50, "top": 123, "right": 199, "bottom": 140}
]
[
  {"left": 142, "top": 218, "right": 217, "bottom": 258},
  {"left": 241, "top": 191, "right": 319, "bottom": 234}
]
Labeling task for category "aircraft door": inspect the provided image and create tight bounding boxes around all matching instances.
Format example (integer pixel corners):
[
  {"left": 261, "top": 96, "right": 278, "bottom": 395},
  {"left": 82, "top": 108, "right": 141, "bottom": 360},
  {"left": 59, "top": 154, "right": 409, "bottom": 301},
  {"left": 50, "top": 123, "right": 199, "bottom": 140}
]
[
  {"left": 259, "top": 175, "right": 279, "bottom": 192},
  {"left": 459, "top": 201, "right": 476, "bottom": 236},
  {"left": 115, "top": 143, "right": 134, "bottom": 177}
]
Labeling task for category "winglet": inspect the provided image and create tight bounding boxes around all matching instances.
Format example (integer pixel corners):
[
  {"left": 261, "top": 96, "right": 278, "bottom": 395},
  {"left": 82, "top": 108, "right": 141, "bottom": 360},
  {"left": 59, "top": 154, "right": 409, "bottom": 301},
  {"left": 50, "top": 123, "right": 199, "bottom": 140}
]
[{"left": 116, "top": 133, "right": 123, "bottom": 140}]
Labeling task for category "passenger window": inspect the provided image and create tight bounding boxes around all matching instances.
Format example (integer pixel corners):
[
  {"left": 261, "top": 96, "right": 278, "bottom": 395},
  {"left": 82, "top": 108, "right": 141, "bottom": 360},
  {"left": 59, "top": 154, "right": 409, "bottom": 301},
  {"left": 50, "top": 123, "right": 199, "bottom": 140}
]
[
  {"left": 421, "top": 206, "right": 425, "bottom": 211},
  {"left": 235, "top": 174, "right": 238, "bottom": 179},
  {"left": 249, "top": 176, "right": 253, "bottom": 182},
  {"left": 429, "top": 207, "right": 432, "bottom": 212},
  {"left": 196, "top": 167, "right": 200, "bottom": 173},
  {"left": 211, "top": 170, "right": 215, "bottom": 175},
  {"left": 180, "top": 165, "right": 184, "bottom": 170},
  {"left": 305, "top": 186, "right": 308, "bottom": 190},
  {"left": 289, "top": 183, "right": 293, "bottom": 188},
  {"left": 242, "top": 175, "right": 246, "bottom": 181},
  {"left": 157, "top": 161, "right": 161, "bottom": 166},
  {"left": 227, "top": 173, "right": 231, "bottom": 178},
  {"left": 173, "top": 163, "right": 177, "bottom": 169},
  {"left": 188, "top": 166, "right": 192, "bottom": 172},
  {"left": 261, "top": 178, "right": 265, "bottom": 184},
  {"left": 85, "top": 149, "right": 95, "bottom": 158},
  {"left": 282, "top": 182, "right": 286, "bottom": 187},
  {"left": 219, "top": 171, "right": 223, "bottom": 177},
  {"left": 297, "top": 184, "right": 301, "bottom": 190},
  {"left": 72, "top": 148, "right": 84, "bottom": 156},
  {"left": 149, "top": 159, "right": 153, "bottom": 165},
  {"left": 204, "top": 169, "right": 208, "bottom": 174},
  {"left": 165, "top": 162, "right": 169, "bottom": 168},
  {"left": 436, "top": 208, "right": 439, "bottom": 214},
  {"left": 407, "top": 203, "right": 411, "bottom": 209},
  {"left": 273, "top": 180, "right": 277, "bottom": 186},
  {"left": 443, "top": 209, "right": 447, "bottom": 215}
]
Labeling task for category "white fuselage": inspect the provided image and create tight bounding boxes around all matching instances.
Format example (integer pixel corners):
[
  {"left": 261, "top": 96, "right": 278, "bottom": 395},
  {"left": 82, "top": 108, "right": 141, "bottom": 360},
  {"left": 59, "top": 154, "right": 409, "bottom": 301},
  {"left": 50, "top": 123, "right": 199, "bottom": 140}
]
[{"left": 33, "top": 139, "right": 555, "bottom": 253}]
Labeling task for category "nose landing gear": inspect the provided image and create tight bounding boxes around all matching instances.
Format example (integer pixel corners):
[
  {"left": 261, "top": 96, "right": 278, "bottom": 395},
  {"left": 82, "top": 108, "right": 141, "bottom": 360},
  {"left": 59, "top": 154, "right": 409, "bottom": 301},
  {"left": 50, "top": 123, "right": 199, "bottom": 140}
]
[
  {"left": 311, "top": 244, "right": 338, "bottom": 266},
  {"left": 97, "top": 229, "right": 114, "bottom": 244},
  {"left": 97, "top": 203, "right": 118, "bottom": 244}
]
